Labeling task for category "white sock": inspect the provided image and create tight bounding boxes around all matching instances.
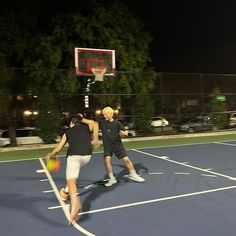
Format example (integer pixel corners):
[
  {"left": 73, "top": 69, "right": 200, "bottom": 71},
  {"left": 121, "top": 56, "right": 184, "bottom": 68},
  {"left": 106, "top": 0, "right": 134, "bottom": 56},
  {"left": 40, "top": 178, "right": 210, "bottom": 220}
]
[
  {"left": 129, "top": 169, "right": 137, "bottom": 175},
  {"left": 109, "top": 172, "right": 115, "bottom": 179},
  {"left": 64, "top": 186, "right": 69, "bottom": 193}
]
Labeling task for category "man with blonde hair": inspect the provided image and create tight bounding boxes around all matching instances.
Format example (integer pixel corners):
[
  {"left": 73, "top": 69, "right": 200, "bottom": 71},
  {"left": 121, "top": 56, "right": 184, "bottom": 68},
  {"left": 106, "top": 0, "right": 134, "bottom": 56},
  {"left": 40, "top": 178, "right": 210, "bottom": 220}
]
[{"left": 98, "top": 106, "right": 145, "bottom": 187}]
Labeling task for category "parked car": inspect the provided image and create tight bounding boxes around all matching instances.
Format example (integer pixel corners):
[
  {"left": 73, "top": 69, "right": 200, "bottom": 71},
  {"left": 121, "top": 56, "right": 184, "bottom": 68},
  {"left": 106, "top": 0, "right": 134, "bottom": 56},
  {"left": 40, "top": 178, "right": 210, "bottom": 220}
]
[
  {"left": 151, "top": 116, "right": 169, "bottom": 127},
  {"left": 175, "top": 116, "right": 215, "bottom": 133},
  {"left": 0, "top": 127, "right": 43, "bottom": 147},
  {"left": 228, "top": 112, "right": 236, "bottom": 128}
]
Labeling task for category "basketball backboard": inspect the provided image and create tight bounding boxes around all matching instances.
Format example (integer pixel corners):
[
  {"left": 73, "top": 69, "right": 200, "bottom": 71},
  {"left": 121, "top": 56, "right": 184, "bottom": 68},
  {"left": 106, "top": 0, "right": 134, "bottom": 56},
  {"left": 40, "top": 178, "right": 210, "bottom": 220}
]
[{"left": 75, "top": 47, "right": 116, "bottom": 76}]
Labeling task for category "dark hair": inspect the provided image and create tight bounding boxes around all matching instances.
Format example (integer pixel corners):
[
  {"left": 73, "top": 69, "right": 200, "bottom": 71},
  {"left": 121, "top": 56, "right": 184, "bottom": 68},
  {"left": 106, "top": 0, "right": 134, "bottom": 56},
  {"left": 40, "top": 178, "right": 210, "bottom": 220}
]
[{"left": 70, "top": 114, "right": 82, "bottom": 125}]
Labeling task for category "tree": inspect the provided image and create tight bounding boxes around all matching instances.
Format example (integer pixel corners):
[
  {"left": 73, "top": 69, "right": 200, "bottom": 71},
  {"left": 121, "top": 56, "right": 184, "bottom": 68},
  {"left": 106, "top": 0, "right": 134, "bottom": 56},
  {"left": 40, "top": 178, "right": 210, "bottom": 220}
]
[
  {"left": 0, "top": 0, "right": 42, "bottom": 146},
  {"left": 132, "top": 71, "right": 155, "bottom": 135},
  {"left": 209, "top": 87, "right": 228, "bottom": 128},
  {"left": 0, "top": 0, "right": 155, "bottom": 144},
  {"left": 49, "top": 0, "right": 154, "bottom": 105},
  {"left": 35, "top": 93, "right": 61, "bottom": 143},
  {"left": 28, "top": 0, "right": 155, "bottom": 133}
]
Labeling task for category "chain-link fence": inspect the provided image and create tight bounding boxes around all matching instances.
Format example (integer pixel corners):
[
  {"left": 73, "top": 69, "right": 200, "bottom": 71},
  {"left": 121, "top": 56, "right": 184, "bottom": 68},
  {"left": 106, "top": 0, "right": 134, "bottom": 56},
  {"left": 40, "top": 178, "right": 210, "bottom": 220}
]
[{"left": 1, "top": 70, "right": 236, "bottom": 130}]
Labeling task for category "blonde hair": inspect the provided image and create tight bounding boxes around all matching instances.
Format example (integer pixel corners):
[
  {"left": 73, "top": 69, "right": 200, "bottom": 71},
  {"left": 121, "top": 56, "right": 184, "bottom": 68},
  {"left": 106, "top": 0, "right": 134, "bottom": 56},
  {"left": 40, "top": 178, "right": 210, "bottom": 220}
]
[{"left": 102, "top": 106, "right": 114, "bottom": 115}]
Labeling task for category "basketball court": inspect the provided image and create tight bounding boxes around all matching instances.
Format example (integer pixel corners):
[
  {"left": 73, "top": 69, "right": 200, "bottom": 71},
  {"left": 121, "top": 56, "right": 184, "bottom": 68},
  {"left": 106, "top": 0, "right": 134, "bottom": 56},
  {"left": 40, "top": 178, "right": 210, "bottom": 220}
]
[
  {"left": 1, "top": 48, "right": 236, "bottom": 235},
  {"left": 1, "top": 141, "right": 236, "bottom": 235}
]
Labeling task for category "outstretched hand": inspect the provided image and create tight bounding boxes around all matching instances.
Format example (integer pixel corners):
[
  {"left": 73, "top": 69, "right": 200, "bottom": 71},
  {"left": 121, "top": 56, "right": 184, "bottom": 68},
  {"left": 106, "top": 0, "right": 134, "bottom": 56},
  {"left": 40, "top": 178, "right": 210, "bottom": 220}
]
[{"left": 44, "top": 152, "right": 52, "bottom": 164}]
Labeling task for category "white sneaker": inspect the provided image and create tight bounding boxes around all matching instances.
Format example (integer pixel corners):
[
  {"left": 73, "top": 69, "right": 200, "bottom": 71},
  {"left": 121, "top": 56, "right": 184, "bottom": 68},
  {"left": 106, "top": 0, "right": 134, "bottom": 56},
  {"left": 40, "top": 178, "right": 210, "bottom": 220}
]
[
  {"left": 105, "top": 177, "right": 117, "bottom": 187},
  {"left": 128, "top": 173, "right": 145, "bottom": 183}
]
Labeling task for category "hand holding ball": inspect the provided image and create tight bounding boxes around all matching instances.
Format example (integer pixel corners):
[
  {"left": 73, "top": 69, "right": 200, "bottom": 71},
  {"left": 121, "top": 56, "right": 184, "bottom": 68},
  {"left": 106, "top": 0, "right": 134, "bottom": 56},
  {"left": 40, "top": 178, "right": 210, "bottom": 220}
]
[{"left": 47, "top": 158, "right": 61, "bottom": 172}]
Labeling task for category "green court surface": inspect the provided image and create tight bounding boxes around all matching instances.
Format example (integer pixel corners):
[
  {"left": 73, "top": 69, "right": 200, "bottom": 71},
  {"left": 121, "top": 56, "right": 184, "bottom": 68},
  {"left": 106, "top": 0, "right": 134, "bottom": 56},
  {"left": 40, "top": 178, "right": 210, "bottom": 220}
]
[{"left": 1, "top": 131, "right": 236, "bottom": 162}]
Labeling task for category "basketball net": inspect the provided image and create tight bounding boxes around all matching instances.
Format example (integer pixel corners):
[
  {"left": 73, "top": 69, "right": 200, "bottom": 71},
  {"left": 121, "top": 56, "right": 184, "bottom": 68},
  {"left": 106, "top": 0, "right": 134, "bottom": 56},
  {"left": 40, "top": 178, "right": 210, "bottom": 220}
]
[{"left": 91, "top": 66, "right": 106, "bottom": 81}]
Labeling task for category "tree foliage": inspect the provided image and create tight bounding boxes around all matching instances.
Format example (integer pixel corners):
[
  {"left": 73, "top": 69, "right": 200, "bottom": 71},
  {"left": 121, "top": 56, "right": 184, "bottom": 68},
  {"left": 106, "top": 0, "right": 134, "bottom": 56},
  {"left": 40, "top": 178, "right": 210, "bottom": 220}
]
[
  {"left": 0, "top": 0, "right": 155, "bottom": 145},
  {"left": 209, "top": 87, "right": 228, "bottom": 127}
]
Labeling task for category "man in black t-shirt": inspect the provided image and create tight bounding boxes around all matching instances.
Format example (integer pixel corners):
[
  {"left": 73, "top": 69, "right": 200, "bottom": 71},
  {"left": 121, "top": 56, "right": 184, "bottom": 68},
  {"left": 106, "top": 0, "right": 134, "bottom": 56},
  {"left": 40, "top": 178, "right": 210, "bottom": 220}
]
[
  {"left": 98, "top": 107, "right": 145, "bottom": 187},
  {"left": 46, "top": 114, "right": 99, "bottom": 223}
]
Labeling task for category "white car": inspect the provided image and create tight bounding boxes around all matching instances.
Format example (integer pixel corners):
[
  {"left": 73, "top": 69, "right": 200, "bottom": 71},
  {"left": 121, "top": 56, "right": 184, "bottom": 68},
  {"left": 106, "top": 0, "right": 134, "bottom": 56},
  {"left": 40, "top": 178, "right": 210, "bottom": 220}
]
[
  {"left": 228, "top": 112, "right": 236, "bottom": 127},
  {"left": 151, "top": 116, "right": 169, "bottom": 127},
  {"left": 0, "top": 127, "right": 43, "bottom": 147}
]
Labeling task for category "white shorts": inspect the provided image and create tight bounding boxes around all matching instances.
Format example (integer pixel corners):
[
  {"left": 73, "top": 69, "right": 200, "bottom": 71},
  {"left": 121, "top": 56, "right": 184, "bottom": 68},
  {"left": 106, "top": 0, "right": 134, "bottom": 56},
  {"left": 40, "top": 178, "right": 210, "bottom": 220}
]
[{"left": 66, "top": 155, "right": 91, "bottom": 180}]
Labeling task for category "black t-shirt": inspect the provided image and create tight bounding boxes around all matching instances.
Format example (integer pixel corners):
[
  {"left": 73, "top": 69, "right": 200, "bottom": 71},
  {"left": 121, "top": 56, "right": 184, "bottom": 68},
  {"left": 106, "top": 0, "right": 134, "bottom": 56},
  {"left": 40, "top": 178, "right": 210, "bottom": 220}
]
[
  {"left": 65, "top": 124, "right": 92, "bottom": 156},
  {"left": 98, "top": 117, "right": 125, "bottom": 145}
]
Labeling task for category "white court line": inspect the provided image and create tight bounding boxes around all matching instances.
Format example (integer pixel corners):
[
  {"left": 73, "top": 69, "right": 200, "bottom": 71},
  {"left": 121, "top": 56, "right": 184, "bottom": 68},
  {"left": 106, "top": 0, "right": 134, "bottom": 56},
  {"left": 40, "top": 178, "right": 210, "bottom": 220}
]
[
  {"left": 132, "top": 149, "right": 236, "bottom": 181},
  {"left": 214, "top": 142, "right": 236, "bottom": 147},
  {"left": 38, "top": 158, "right": 95, "bottom": 236},
  {"left": 149, "top": 172, "right": 164, "bottom": 175},
  {"left": 83, "top": 179, "right": 109, "bottom": 190},
  {"left": 84, "top": 184, "right": 95, "bottom": 190},
  {"left": 174, "top": 172, "right": 190, "bottom": 175},
  {"left": 159, "top": 156, "right": 169, "bottom": 159},
  {"left": 201, "top": 174, "right": 217, "bottom": 177},
  {"left": 48, "top": 204, "right": 69, "bottom": 210},
  {"left": 43, "top": 190, "right": 54, "bottom": 193},
  {"left": 36, "top": 169, "right": 46, "bottom": 173},
  {"left": 80, "top": 185, "right": 236, "bottom": 216},
  {"left": 40, "top": 179, "right": 50, "bottom": 182}
]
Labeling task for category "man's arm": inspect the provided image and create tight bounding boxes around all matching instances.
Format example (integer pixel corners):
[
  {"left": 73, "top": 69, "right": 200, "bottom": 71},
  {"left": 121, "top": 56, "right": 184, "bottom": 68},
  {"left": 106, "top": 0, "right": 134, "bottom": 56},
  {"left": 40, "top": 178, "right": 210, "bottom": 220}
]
[
  {"left": 91, "top": 121, "right": 101, "bottom": 149},
  {"left": 119, "top": 130, "right": 128, "bottom": 136},
  {"left": 117, "top": 120, "right": 128, "bottom": 137},
  {"left": 81, "top": 117, "right": 95, "bottom": 132},
  {"left": 46, "top": 133, "right": 67, "bottom": 162}
]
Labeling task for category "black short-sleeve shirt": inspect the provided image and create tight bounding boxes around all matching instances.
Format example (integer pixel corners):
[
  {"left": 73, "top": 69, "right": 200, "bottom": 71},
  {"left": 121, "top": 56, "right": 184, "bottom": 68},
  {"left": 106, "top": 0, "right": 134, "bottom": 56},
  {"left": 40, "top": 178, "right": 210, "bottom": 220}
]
[
  {"left": 65, "top": 123, "right": 92, "bottom": 156},
  {"left": 98, "top": 117, "right": 125, "bottom": 145},
  {"left": 98, "top": 117, "right": 127, "bottom": 158}
]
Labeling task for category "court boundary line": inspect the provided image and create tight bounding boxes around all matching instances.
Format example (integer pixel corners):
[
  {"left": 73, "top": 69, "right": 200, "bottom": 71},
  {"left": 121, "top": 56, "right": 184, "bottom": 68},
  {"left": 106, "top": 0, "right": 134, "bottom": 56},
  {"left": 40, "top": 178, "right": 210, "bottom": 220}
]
[
  {"left": 79, "top": 184, "right": 236, "bottom": 215},
  {"left": 132, "top": 149, "right": 236, "bottom": 181},
  {"left": 1, "top": 140, "right": 236, "bottom": 164},
  {"left": 38, "top": 158, "right": 96, "bottom": 236},
  {"left": 214, "top": 142, "right": 236, "bottom": 147}
]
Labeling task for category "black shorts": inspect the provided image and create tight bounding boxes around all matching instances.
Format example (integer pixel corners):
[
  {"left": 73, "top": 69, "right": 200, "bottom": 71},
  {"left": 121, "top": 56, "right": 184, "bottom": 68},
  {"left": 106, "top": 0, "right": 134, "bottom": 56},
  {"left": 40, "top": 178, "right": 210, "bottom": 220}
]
[{"left": 104, "top": 144, "right": 127, "bottom": 159}]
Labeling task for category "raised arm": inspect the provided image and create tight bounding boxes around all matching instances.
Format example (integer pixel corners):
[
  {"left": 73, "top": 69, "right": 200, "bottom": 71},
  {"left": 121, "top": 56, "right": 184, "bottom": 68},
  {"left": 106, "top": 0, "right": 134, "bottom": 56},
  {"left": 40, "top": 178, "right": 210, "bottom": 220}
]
[
  {"left": 80, "top": 114, "right": 101, "bottom": 149},
  {"left": 46, "top": 133, "right": 67, "bottom": 162},
  {"left": 81, "top": 117, "right": 95, "bottom": 132},
  {"left": 91, "top": 121, "right": 101, "bottom": 149}
]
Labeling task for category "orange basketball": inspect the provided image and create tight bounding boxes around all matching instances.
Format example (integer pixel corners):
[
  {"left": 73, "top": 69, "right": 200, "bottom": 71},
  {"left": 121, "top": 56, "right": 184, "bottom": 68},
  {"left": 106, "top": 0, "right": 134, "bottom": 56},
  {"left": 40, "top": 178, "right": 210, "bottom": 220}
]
[{"left": 47, "top": 158, "right": 61, "bottom": 172}]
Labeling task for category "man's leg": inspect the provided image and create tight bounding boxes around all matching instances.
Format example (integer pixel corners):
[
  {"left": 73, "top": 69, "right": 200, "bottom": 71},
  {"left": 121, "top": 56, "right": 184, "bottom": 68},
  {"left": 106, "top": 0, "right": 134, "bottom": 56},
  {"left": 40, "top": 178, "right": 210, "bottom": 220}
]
[
  {"left": 68, "top": 178, "right": 80, "bottom": 223},
  {"left": 104, "top": 155, "right": 117, "bottom": 187},
  {"left": 122, "top": 156, "right": 145, "bottom": 183},
  {"left": 66, "top": 155, "right": 82, "bottom": 222}
]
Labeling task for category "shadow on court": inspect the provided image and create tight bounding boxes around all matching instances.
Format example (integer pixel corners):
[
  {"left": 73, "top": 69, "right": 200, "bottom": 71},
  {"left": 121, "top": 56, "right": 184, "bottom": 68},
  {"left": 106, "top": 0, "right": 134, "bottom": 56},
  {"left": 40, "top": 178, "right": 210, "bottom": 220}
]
[
  {"left": 0, "top": 192, "right": 64, "bottom": 227},
  {"left": 79, "top": 163, "right": 148, "bottom": 222}
]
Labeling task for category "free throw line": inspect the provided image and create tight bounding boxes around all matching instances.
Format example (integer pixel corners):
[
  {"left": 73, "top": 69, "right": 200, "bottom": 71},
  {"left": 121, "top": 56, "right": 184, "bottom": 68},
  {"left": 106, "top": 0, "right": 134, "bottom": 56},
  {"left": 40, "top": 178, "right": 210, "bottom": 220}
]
[{"left": 132, "top": 149, "right": 236, "bottom": 180}]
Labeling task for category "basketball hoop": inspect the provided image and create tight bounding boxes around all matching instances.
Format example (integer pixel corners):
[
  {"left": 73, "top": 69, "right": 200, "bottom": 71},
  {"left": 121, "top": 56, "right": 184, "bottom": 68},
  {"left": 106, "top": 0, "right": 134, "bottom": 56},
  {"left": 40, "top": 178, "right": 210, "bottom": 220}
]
[{"left": 91, "top": 66, "right": 106, "bottom": 81}]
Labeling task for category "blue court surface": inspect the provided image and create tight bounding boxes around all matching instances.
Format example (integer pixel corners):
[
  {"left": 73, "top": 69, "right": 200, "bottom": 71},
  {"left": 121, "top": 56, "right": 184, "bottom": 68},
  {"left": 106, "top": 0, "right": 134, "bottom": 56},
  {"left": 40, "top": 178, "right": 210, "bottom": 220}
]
[{"left": 1, "top": 141, "right": 236, "bottom": 236}]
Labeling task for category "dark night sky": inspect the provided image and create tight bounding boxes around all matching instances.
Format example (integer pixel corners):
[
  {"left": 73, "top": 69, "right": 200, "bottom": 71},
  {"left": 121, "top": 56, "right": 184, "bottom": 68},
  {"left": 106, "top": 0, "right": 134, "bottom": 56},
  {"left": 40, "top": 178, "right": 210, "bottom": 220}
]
[
  {"left": 127, "top": 0, "right": 236, "bottom": 74},
  {"left": 3, "top": 0, "right": 236, "bottom": 74}
]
